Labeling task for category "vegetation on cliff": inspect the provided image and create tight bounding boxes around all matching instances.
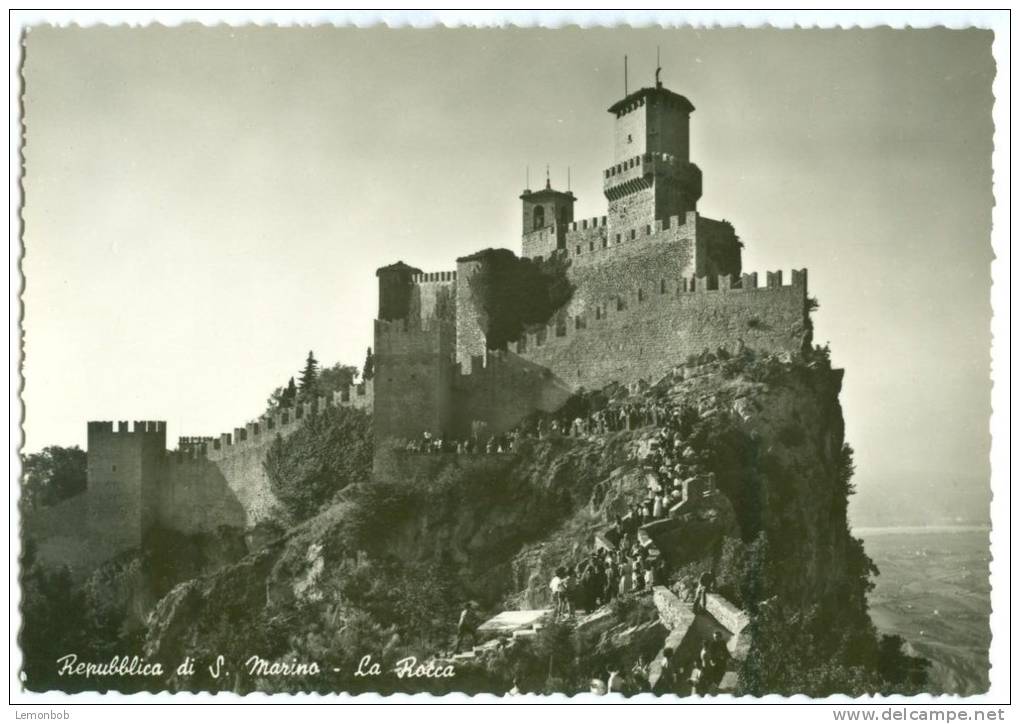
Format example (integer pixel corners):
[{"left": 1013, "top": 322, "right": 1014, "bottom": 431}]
[
  {"left": 264, "top": 405, "right": 373, "bottom": 523},
  {"left": 20, "top": 445, "right": 86, "bottom": 511},
  {"left": 22, "top": 349, "right": 930, "bottom": 697}
]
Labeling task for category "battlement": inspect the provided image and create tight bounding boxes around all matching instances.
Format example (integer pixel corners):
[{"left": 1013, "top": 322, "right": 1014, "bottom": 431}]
[
  {"left": 511, "top": 268, "right": 807, "bottom": 356},
  {"left": 565, "top": 212, "right": 695, "bottom": 265},
  {"left": 332, "top": 379, "right": 373, "bottom": 405},
  {"left": 411, "top": 270, "right": 458, "bottom": 284},
  {"left": 567, "top": 216, "right": 608, "bottom": 232},
  {"left": 87, "top": 420, "right": 166, "bottom": 435},
  {"left": 603, "top": 153, "right": 702, "bottom": 203}
]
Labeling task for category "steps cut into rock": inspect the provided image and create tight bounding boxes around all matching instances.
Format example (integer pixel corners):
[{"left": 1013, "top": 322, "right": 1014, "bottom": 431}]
[{"left": 477, "top": 609, "right": 551, "bottom": 638}]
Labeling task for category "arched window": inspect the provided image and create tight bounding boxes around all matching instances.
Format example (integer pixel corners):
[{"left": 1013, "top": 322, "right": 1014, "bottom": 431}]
[{"left": 533, "top": 205, "right": 545, "bottom": 230}]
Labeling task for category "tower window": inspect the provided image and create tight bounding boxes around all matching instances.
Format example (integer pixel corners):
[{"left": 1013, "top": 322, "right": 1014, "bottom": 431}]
[
  {"left": 627, "top": 134, "right": 633, "bottom": 143},
  {"left": 532, "top": 205, "right": 545, "bottom": 230}
]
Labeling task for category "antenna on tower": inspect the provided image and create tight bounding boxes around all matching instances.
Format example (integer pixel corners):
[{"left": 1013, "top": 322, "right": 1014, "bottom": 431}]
[
  {"left": 545, "top": 164, "right": 550, "bottom": 189},
  {"left": 624, "top": 55, "right": 629, "bottom": 96},
  {"left": 655, "top": 45, "right": 662, "bottom": 88}
]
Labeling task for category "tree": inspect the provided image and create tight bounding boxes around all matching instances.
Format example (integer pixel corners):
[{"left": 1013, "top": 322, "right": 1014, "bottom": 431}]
[
  {"left": 263, "top": 405, "right": 373, "bottom": 522},
  {"left": 265, "top": 377, "right": 298, "bottom": 415},
  {"left": 298, "top": 351, "right": 319, "bottom": 402},
  {"left": 21, "top": 445, "right": 87, "bottom": 510},
  {"left": 465, "top": 249, "right": 573, "bottom": 350},
  {"left": 362, "top": 347, "right": 375, "bottom": 381},
  {"left": 283, "top": 377, "right": 298, "bottom": 407},
  {"left": 315, "top": 363, "right": 359, "bottom": 399}
]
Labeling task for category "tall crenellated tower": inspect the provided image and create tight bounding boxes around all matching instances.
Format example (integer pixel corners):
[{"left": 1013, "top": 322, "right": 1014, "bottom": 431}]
[
  {"left": 603, "top": 79, "right": 703, "bottom": 232},
  {"left": 373, "top": 261, "right": 457, "bottom": 441},
  {"left": 84, "top": 420, "right": 166, "bottom": 558}
]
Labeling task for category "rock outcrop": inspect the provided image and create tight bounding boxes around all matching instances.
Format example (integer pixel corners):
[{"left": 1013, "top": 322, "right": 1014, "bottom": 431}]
[{"left": 138, "top": 349, "right": 877, "bottom": 695}]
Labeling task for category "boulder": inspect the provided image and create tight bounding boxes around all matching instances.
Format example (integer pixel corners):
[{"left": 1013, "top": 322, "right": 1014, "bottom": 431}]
[
  {"left": 603, "top": 619, "right": 668, "bottom": 659},
  {"left": 574, "top": 607, "right": 617, "bottom": 638}
]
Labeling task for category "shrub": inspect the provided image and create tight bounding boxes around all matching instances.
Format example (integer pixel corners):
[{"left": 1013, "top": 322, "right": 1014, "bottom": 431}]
[{"left": 263, "top": 406, "right": 373, "bottom": 523}]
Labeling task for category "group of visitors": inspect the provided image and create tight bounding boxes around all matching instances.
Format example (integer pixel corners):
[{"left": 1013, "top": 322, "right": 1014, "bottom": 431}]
[
  {"left": 400, "top": 387, "right": 674, "bottom": 457},
  {"left": 401, "top": 430, "right": 521, "bottom": 455},
  {"left": 634, "top": 399, "right": 720, "bottom": 518},
  {"left": 638, "top": 632, "right": 732, "bottom": 695},
  {"left": 548, "top": 539, "right": 667, "bottom": 619}
]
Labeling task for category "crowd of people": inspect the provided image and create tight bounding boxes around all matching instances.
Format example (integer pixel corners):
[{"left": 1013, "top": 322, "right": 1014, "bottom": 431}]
[
  {"left": 548, "top": 543, "right": 668, "bottom": 620},
  {"left": 440, "top": 382, "right": 734, "bottom": 693},
  {"left": 398, "top": 393, "right": 672, "bottom": 456},
  {"left": 401, "top": 430, "right": 521, "bottom": 455},
  {"left": 585, "top": 631, "right": 732, "bottom": 696}
]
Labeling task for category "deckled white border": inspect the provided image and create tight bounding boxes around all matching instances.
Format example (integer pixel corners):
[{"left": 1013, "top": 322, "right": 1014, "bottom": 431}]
[{"left": 8, "top": 8, "right": 1011, "bottom": 716}]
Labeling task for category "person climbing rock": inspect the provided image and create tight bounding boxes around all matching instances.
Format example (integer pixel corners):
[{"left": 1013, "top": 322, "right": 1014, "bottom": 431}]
[
  {"left": 454, "top": 603, "right": 477, "bottom": 653},
  {"left": 694, "top": 570, "right": 715, "bottom": 611}
]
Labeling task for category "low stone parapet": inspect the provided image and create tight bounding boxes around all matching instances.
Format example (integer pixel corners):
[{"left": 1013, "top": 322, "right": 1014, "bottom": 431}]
[
  {"left": 705, "top": 593, "right": 750, "bottom": 635},
  {"left": 652, "top": 585, "right": 696, "bottom": 632}
]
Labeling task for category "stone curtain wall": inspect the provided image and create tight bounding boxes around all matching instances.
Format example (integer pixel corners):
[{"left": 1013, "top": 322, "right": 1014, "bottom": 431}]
[
  {"left": 34, "top": 385, "right": 379, "bottom": 579},
  {"left": 564, "top": 226, "right": 696, "bottom": 319},
  {"left": 160, "top": 456, "right": 248, "bottom": 533},
  {"left": 514, "top": 271, "right": 809, "bottom": 393},
  {"left": 451, "top": 352, "right": 574, "bottom": 436}
]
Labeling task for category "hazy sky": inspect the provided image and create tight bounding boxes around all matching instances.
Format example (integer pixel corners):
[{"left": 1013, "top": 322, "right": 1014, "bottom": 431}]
[{"left": 21, "top": 26, "right": 994, "bottom": 518}]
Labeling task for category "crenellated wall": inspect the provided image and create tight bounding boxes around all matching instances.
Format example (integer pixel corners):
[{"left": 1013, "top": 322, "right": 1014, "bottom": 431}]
[
  {"left": 511, "top": 269, "right": 809, "bottom": 392},
  {"left": 35, "top": 383, "right": 378, "bottom": 579},
  {"left": 408, "top": 271, "right": 457, "bottom": 326},
  {"left": 166, "top": 386, "right": 375, "bottom": 528}
]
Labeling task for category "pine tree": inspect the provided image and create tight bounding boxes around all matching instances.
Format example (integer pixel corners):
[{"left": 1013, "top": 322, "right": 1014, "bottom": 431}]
[
  {"left": 282, "top": 377, "right": 298, "bottom": 407},
  {"left": 362, "top": 347, "right": 375, "bottom": 381},
  {"left": 298, "top": 351, "right": 319, "bottom": 401}
]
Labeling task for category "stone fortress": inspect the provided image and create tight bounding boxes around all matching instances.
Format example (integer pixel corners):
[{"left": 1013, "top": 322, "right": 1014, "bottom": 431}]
[{"left": 31, "top": 76, "right": 810, "bottom": 576}]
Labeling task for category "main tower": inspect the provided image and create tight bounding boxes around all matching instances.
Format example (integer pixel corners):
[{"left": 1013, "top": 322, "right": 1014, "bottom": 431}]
[{"left": 603, "top": 76, "right": 703, "bottom": 232}]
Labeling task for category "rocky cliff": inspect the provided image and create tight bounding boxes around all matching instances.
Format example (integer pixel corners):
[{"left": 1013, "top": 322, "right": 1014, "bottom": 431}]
[{"left": 137, "top": 348, "right": 921, "bottom": 696}]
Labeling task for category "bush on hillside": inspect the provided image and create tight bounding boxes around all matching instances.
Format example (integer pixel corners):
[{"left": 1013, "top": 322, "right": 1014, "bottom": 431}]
[{"left": 263, "top": 405, "right": 373, "bottom": 523}]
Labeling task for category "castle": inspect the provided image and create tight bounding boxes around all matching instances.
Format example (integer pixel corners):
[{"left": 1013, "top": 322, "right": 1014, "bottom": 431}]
[{"left": 29, "top": 78, "right": 810, "bottom": 576}]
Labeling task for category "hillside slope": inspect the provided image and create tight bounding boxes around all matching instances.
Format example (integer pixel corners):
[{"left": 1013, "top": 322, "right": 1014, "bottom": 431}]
[{"left": 139, "top": 348, "right": 925, "bottom": 696}]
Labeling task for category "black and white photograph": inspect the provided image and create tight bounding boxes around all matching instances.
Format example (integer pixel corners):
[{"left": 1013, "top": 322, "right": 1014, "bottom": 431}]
[{"left": 10, "top": 12, "right": 1008, "bottom": 709}]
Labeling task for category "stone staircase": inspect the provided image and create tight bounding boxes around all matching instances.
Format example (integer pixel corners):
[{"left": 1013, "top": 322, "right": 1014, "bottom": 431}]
[{"left": 436, "top": 608, "right": 559, "bottom": 664}]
